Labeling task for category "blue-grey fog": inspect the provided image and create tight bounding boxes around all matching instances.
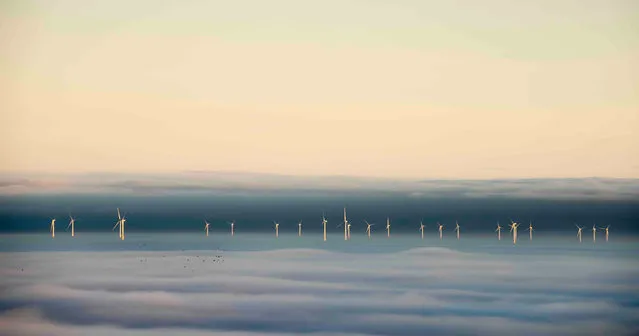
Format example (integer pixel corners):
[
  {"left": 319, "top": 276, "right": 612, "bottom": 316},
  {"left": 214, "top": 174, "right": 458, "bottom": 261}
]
[
  {"left": 1, "top": 173, "right": 638, "bottom": 234},
  {"left": 1, "top": 234, "right": 638, "bottom": 336}
]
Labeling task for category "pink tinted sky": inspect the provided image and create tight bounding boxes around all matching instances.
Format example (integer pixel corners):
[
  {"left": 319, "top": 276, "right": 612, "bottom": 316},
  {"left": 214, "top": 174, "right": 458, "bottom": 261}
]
[{"left": 1, "top": 0, "right": 638, "bottom": 178}]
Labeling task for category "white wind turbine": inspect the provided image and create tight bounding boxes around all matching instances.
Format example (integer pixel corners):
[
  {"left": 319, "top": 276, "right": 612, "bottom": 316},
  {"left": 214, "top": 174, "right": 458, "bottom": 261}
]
[
  {"left": 495, "top": 222, "right": 502, "bottom": 241},
  {"left": 298, "top": 221, "right": 303, "bottom": 237},
  {"left": 204, "top": 219, "right": 210, "bottom": 237},
  {"left": 67, "top": 215, "right": 76, "bottom": 237},
  {"left": 386, "top": 217, "right": 391, "bottom": 238},
  {"left": 509, "top": 220, "right": 519, "bottom": 245},
  {"left": 437, "top": 222, "right": 444, "bottom": 240},
  {"left": 112, "top": 208, "right": 126, "bottom": 240},
  {"left": 322, "top": 214, "right": 328, "bottom": 241},
  {"left": 419, "top": 221, "right": 425, "bottom": 239},
  {"left": 592, "top": 224, "right": 597, "bottom": 243},
  {"left": 599, "top": 225, "right": 610, "bottom": 242},
  {"left": 454, "top": 221, "right": 460, "bottom": 240},
  {"left": 274, "top": 221, "right": 280, "bottom": 238},
  {"left": 525, "top": 221, "right": 534, "bottom": 241},
  {"left": 50, "top": 219, "right": 56, "bottom": 238},
  {"left": 343, "top": 208, "right": 349, "bottom": 241},
  {"left": 365, "top": 220, "right": 374, "bottom": 239},
  {"left": 227, "top": 221, "right": 235, "bottom": 236},
  {"left": 576, "top": 224, "right": 584, "bottom": 243}
]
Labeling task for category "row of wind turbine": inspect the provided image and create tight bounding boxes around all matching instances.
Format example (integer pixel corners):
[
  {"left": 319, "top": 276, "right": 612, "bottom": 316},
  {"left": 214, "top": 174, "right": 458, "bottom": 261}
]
[
  {"left": 49, "top": 209, "right": 611, "bottom": 244},
  {"left": 202, "top": 218, "right": 610, "bottom": 244},
  {"left": 49, "top": 215, "right": 76, "bottom": 238}
]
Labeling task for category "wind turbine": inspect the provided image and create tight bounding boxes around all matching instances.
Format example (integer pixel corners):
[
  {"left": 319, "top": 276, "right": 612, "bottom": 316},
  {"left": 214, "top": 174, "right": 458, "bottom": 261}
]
[
  {"left": 525, "top": 221, "right": 534, "bottom": 241},
  {"left": 204, "top": 219, "right": 210, "bottom": 237},
  {"left": 592, "top": 224, "right": 597, "bottom": 243},
  {"left": 298, "top": 221, "right": 303, "bottom": 237},
  {"left": 50, "top": 219, "right": 56, "bottom": 238},
  {"left": 347, "top": 222, "right": 352, "bottom": 240},
  {"left": 454, "top": 221, "right": 460, "bottom": 240},
  {"left": 419, "top": 221, "right": 425, "bottom": 239},
  {"left": 67, "top": 215, "right": 76, "bottom": 237},
  {"left": 437, "top": 222, "right": 444, "bottom": 240},
  {"left": 227, "top": 221, "right": 235, "bottom": 236},
  {"left": 274, "top": 221, "right": 280, "bottom": 238},
  {"left": 386, "top": 217, "right": 391, "bottom": 238},
  {"left": 599, "top": 225, "right": 610, "bottom": 242},
  {"left": 509, "top": 220, "right": 519, "bottom": 245},
  {"left": 576, "top": 224, "right": 584, "bottom": 243},
  {"left": 495, "top": 222, "right": 502, "bottom": 241},
  {"left": 365, "top": 220, "right": 374, "bottom": 239},
  {"left": 322, "top": 214, "right": 328, "bottom": 241},
  {"left": 343, "top": 208, "right": 349, "bottom": 241},
  {"left": 113, "top": 208, "right": 126, "bottom": 240}
]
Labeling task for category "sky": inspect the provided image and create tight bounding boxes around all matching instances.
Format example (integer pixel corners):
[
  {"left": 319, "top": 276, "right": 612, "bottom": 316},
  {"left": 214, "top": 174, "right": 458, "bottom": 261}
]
[{"left": 1, "top": 0, "right": 638, "bottom": 179}]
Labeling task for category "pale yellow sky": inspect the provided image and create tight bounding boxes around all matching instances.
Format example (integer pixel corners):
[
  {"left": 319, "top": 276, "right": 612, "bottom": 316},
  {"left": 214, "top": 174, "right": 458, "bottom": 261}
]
[{"left": 1, "top": 0, "right": 638, "bottom": 178}]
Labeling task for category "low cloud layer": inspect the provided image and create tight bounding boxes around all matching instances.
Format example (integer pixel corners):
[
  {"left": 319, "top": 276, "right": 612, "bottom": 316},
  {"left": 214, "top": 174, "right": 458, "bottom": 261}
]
[
  {"left": 1, "top": 246, "right": 638, "bottom": 336},
  {"left": 1, "top": 172, "right": 638, "bottom": 200}
]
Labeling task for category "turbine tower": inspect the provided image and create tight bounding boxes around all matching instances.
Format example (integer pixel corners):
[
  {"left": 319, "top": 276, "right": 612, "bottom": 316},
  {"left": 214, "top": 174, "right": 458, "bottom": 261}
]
[
  {"left": 322, "top": 214, "right": 328, "bottom": 241},
  {"left": 592, "top": 224, "right": 597, "bottom": 243},
  {"left": 526, "top": 221, "right": 534, "bottom": 241},
  {"left": 347, "top": 223, "right": 352, "bottom": 240},
  {"left": 274, "top": 221, "right": 280, "bottom": 238},
  {"left": 343, "top": 208, "right": 349, "bottom": 241},
  {"left": 437, "top": 222, "right": 444, "bottom": 240},
  {"left": 228, "top": 221, "right": 235, "bottom": 236},
  {"left": 419, "top": 221, "right": 425, "bottom": 239},
  {"left": 298, "top": 221, "right": 302, "bottom": 237},
  {"left": 509, "top": 220, "right": 519, "bottom": 245},
  {"left": 50, "top": 219, "right": 56, "bottom": 238},
  {"left": 121, "top": 215, "right": 126, "bottom": 240},
  {"left": 454, "top": 221, "right": 460, "bottom": 240},
  {"left": 495, "top": 222, "right": 502, "bottom": 241},
  {"left": 67, "top": 215, "right": 76, "bottom": 237},
  {"left": 576, "top": 224, "right": 583, "bottom": 243},
  {"left": 365, "top": 220, "right": 374, "bottom": 239},
  {"left": 204, "top": 220, "right": 210, "bottom": 237},
  {"left": 386, "top": 217, "right": 391, "bottom": 238},
  {"left": 599, "top": 225, "right": 610, "bottom": 242}
]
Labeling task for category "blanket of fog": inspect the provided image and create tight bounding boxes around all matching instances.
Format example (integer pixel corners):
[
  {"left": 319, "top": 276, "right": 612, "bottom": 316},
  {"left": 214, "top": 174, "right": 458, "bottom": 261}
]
[
  {"left": 2, "top": 172, "right": 638, "bottom": 200},
  {"left": 1, "top": 234, "right": 638, "bottom": 336}
]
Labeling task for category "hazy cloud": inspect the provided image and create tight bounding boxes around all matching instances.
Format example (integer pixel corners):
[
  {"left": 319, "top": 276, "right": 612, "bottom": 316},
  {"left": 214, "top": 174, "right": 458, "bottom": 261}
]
[
  {"left": 1, "top": 173, "right": 638, "bottom": 200},
  {"left": 1, "top": 246, "right": 638, "bottom": 336}
]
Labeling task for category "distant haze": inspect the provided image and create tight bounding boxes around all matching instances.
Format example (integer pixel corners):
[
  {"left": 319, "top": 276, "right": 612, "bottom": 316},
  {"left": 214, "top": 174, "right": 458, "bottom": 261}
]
[
  {"left": 1, "top": 0, "right": 638, "bottom": 178},
  {"left": 1, "top": 172, "right": 639, "bottom": 200},
  {"left": 1, "top": 173, "right": 638, "bottom": 233}
]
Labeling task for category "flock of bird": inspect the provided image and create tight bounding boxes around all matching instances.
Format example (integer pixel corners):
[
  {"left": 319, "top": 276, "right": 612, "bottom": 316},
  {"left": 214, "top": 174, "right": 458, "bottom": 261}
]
[{"left": 48, "top": 208, "right": 611, "bottom": 245}]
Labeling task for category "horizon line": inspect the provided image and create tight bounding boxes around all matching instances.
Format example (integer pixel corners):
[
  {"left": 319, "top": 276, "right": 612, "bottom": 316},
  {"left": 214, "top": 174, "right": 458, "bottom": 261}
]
[{"left": 1, "top": 170, "right": 638, "bottom": 181}]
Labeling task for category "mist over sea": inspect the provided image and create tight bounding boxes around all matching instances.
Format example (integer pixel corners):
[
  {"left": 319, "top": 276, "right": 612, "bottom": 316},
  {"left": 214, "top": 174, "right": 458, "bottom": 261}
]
[
  {"left": 1, "top": 232, "right": 638, "bottom": 336},
  {"left": 1, "top": 193, "right": 638, "bottom": 234}
]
